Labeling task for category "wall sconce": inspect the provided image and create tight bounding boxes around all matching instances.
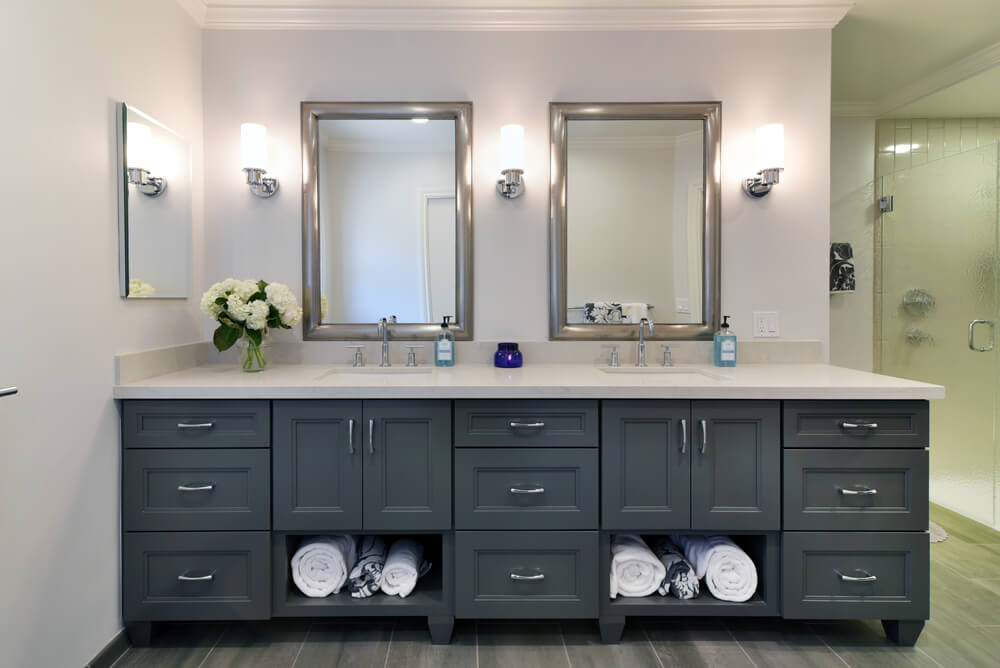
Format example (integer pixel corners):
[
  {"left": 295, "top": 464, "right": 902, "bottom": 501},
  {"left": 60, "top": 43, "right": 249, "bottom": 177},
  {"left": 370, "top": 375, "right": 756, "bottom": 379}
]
[
  {"left": 240, "top": 123, "right": 279, "bottom": 198},
  {"left": 496, "top": 124, "right": 525, "bottom": 199},
  {"left": 743, "top": 123, "right": 784, "bottom": 198},
  {"left": 126, "top": 122, "right": 167, "bottom": 197}
]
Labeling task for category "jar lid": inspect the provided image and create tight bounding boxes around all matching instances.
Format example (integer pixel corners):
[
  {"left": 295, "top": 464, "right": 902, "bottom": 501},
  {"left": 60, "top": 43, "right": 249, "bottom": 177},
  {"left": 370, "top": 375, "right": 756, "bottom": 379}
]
[{"left": 498, "top": 342, "right": 519, "bottom": 352}]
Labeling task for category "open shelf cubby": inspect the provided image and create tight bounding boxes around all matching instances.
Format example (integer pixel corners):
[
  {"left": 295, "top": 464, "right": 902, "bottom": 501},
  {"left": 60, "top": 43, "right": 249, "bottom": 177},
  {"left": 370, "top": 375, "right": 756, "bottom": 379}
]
[
  {"left": 271, "top": 532, "right": 453, "bottom": 618},
  {"left": 600, "top": 532, "right": 780, "bottom": 617}
]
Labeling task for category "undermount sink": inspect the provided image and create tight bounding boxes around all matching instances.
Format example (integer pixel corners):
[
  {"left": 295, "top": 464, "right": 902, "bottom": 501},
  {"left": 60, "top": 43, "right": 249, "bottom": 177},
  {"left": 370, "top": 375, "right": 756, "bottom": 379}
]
[
  {"left": 316, "top": 366, "right": 434, "bottom": 380},
  {"left": 600, "top": 367, "right": 726, "bottom": 380}
]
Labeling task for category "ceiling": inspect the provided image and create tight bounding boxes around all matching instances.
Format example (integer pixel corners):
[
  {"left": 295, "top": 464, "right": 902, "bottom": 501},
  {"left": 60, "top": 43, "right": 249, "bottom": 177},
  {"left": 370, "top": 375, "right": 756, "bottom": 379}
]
[{"left": 832, "top": 0, "right": 1000, "bottom": 116}]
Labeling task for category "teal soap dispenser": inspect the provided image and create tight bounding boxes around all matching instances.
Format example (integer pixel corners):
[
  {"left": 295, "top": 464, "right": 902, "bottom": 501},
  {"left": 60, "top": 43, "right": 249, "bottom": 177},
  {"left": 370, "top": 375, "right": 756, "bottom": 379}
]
[
  {"left": 713, "top": 315, "right": 737, "bottom": 367},
  {"left": 435, "top": 316, "right": 455, "bottom": 367}
]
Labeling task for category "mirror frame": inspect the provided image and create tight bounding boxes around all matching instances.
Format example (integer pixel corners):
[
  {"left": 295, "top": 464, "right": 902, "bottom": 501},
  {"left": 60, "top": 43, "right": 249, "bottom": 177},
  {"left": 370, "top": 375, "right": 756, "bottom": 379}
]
[
  {"left": 549, "top": 101, "right": 721, "bottom": 340},
  {"left": 301, "top": 101, "right": 473, "bottom": 340}
]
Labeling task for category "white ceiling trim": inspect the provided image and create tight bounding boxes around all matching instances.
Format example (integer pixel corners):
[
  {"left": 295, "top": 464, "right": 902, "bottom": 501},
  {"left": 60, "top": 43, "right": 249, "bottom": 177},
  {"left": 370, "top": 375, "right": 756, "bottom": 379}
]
[
  {"left": 833, "top": 40, "right": 1000, "bottom": 118},
  {"left": 185, "top": 2, "right": 852, "bottom": 31}
]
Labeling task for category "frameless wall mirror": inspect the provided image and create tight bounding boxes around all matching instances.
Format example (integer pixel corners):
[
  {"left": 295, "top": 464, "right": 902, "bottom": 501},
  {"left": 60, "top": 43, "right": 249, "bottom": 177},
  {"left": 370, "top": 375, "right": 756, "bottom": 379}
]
[
  {"left": 302, "top": 102, "right": 473, "bottom": 340},
  {"left": 115, "top": 102, "right": 193, "bottom": 298},
  {"left": 550, "top": 102, "right": 721, "bottom": 340}
]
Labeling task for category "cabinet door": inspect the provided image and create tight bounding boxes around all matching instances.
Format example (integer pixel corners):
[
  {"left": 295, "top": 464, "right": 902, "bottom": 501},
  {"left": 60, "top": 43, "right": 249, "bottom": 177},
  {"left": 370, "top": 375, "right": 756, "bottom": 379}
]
[
  {"left": 273, "top": 400, "right": 363, "bottom": 531},
  {"left": 691, "top": 400, "right": 780, "bottom": 530},
  {"left": 601, "top": 400, "right": 690, "bottom": 530},
  {"left": 363, "top": 400, "right": 452, "bottom": 530}
]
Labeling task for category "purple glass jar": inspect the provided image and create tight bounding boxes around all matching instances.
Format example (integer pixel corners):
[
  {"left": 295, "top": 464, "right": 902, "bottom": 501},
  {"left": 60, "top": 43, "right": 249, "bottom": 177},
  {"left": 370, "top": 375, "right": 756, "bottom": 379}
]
[{"left": 494, "top": 342, "right": 523, "bottom": 368}]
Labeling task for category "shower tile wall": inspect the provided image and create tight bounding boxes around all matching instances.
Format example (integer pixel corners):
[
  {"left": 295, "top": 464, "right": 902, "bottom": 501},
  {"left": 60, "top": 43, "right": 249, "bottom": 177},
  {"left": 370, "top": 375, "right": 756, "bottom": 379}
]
[{"left": 875, "top": 117, "right": 1000, "bottom": 528}]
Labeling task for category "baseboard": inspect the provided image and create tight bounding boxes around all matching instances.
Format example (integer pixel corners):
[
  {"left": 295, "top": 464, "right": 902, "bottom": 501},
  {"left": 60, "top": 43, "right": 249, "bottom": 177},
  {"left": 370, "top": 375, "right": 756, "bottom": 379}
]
[{"left": 85, "top": 630, "right": 129, "bottom": 668}]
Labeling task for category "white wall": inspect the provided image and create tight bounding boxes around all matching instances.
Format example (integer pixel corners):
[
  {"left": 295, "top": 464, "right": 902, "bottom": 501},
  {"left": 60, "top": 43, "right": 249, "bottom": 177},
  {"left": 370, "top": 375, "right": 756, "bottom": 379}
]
[
  {"left": 0, "top": 1, "right": 203, "bottom": 666},
  {"left": 829, "top": 117, "right": 875, "bottom": 370},
  {"left": 203, "top": 29, "right": 832, "bottom": 349}
]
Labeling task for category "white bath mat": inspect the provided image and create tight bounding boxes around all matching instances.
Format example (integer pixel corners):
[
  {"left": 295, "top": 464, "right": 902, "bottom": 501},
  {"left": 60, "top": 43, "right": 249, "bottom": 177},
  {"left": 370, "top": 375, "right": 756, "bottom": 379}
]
[{"left": 929, "top": 521, "right": 948, "bottom": 543}]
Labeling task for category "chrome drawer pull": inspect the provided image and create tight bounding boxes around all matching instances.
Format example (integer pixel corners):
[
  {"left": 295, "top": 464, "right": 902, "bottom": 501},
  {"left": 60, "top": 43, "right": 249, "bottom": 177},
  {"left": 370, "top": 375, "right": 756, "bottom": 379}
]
[
  {"left": 679, "top": 418, "right": 688, "bottom": 454},
  {"left": 348, "top": 418, "right": 356, "bottom": 455},
  {"left": 177, "top": 483, "right": 216, "bottom": 492},
  {"left": 177, "top": 570, "right": 216, "bottom": 582},
  {"left": 509, "top": 486, "right": 545, "bottom": 495},
  {"left": 838, "top": 486, "right": 878, "bottom": 496},
  {"left": 835, "top": 569, "right": 877, "bottom": 583},
  {"left": 177, "top": 422, "right": 215, "bottom": 430},
  {"left": 839, "top": 421, "right": 878, "bottom": 430},
  {"left": 510, "top": 571, "right": 545, "bottom": 581},
  {"left": 699, "top": 419, "right": 708, "bottom": 455},
  {"left": 0, "top": 387, "right": 18, "bottom": 398},
  {"left": 368, "top": 418, "right": 375, "bottom": 454},
  {"left": 510, "top": 421, "right": 545, "bottom": 429}
]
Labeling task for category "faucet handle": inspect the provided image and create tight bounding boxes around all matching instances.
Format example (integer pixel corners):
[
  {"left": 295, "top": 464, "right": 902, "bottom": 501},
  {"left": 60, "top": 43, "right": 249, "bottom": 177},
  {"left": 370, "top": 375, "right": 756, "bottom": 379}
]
[
  {"left": 660, "top": 344, "right": 673, "bottom": 367},
  {"left": 389, "top": 315, "right": 397, "bottom": 324},
  {"left": 405, "top": 344, "right": 424, "bottom": 367},
  {"left": 345, "top": 344, "right": 365, "bottom": 367},
  {"left": 608, "top": 346, "right": 619, "bottom": 368}
]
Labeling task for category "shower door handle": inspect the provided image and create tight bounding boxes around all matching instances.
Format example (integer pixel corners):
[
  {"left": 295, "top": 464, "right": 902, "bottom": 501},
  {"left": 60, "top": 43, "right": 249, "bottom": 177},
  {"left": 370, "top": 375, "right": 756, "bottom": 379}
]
[{"left": 968, "top": 320, "right": 995, "bottom": 352}]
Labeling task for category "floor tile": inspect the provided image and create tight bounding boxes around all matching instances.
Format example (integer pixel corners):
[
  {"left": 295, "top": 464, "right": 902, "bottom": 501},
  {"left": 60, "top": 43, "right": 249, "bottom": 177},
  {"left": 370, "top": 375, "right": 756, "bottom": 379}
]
[
  {"left": 809, "top": 620, "right": 939, "bottom": 667},
  {"left": 561, "top": 620, "right": 661, "bottom": 668},
  {"left": 644, "top": 618, "right": 753, "bottom": 667},
  {"left": 292, "top": 622, "right": 392, "bottom": 668},
  {"left": 930, "top": 537, "right": 1000, "bottom": 579},
  {"left": 384, "top": 619, "right": 477, "bottom": 668},
  {"left": 725, "top": 618, "right": 844, "bottom": 667},
  {"left": 201, "top": 620, "right": 310, "bottom": 668},
  {"left": 477, "top": 622, "right": 571, "bottom": 668},
  {"left": 914, "top": 617, "right": 1000, "bottom": 668},
  {"left": 929, "top": 560, "right": 1000, "bottom": 626},
  {"left": 113, "top": 623, "right": 226, "bottom": 668},
  {"left": 930, "top": 504, "right": 1000, "bottom": 545}
]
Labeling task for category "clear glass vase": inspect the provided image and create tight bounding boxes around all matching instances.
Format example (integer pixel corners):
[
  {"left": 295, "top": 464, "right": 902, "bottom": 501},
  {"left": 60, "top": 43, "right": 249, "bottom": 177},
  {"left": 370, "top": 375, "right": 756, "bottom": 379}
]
[{"left": 236, "top": 332, "right": 269, "bottom": 372}]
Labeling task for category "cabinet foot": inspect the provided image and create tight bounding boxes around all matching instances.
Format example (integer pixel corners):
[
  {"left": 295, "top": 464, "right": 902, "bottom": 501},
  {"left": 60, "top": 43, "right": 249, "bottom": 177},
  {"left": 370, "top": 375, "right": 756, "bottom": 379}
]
[
  {"left": 126, "top": 622, "right": 153, "bottom": 647},
  {"left": 882, "top": 620, "right": 924, "bottom": 646},
  {"left": 599, "top": 616, "right": 626, "bottom": 644},
  {"left": 428, "top": 615, "right": 454, "bottom": 644}
]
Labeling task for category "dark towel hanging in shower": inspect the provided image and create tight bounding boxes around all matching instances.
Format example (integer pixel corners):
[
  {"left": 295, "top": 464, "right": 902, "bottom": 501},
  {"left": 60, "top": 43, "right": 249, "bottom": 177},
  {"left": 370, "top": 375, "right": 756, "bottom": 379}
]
[{"left": 830, "top": 242, "right": 856, "bottom": 293}]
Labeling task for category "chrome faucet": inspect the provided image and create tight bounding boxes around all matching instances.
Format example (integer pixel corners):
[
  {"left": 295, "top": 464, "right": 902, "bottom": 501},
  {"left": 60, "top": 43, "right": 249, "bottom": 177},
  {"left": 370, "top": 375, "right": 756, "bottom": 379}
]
[
  {"left": 377, "top": 316, "right": 397, "bottom": 367},
  {"left": 636, "top": 318, "right": 654, "bottom": 367}
]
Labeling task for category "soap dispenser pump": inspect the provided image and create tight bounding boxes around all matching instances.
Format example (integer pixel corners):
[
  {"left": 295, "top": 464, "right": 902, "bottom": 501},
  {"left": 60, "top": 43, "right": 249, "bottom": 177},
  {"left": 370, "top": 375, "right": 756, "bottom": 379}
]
[
  {"left": 435, "top": 315, "right": 455, "bottom": 367},
  {"left": 713, "top": 315, "right": 737, "bottom": 367}
]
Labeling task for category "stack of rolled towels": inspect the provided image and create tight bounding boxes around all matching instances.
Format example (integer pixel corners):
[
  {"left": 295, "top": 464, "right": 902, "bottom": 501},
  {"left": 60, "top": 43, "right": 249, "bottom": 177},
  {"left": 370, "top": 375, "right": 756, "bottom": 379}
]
[
  {"left": 610, "top": 534, "right": 757, "bottom": 602},
  {"left": 290, "top": 535, "right": 431, "bottom": 599}
]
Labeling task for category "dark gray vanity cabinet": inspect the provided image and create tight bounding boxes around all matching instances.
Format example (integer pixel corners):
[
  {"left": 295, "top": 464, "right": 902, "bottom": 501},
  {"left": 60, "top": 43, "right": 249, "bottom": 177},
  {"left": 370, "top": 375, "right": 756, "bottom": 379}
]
[
  {"left": 602, "top": 400, "right": 780, "bottom": 531},
  {"left": 272, "top": 400, "right": 363, "bottom": 531},
  {"left": 273, "top": 399, "right": 451, "bottom": 532}
]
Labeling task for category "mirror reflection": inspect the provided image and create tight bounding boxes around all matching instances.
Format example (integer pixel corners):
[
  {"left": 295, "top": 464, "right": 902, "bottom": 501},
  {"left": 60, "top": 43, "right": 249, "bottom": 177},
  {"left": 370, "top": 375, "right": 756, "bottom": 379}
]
[
  {"left": 116, "top": 103, "right": 193, "bottom": 299},
  {"left": 318, "top": 119, "right": 456, "bottom": 325},
  {"left": 566, "top": 119, "right": 704, "bottom": 325}
]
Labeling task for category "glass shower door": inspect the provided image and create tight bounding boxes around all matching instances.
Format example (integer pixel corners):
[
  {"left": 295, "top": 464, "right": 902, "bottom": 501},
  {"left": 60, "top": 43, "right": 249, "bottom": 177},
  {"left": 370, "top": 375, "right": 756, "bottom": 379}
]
[{"left": 878, "top": 143, "right": 999, "bottom": 527}]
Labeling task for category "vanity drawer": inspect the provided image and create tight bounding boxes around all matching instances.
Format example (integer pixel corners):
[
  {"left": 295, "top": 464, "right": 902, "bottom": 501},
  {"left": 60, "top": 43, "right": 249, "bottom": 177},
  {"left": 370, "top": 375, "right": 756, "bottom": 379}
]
[
  {"left": 123, "top": 531, "right": 270, "bottom": 621},
  {"left": 455, "top": 448, "right": 598, "bottom": 529},
  {"left": 454, "top": 400, "right": 599, "bottom": 447},
  {"left": 455, "top": 531, "right": 598, "bottom": 618},
  {"left": 123, "top": 449, "right": 270, "bottom": 531},
  {"left": 783, "top": 401, "right": 928, "bottom": 449},
  {"left": 783, "top": 449, "right": 928, "bottom": 531},
  {"left": 123, "top": 400, "right": 270, "bottom": 449},
  {"left": 782, "top": 532, "right": 929, "bottom": 620}
]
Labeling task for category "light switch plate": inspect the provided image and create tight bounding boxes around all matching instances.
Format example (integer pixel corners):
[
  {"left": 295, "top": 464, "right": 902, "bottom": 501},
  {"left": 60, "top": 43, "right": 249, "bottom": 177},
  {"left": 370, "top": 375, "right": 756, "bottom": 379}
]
[
  {"left": 676, "top": 298, "right": 690, "bottom": 314},
  {"left": 753, "top": 311, "right": 779, "bottom": 338}
]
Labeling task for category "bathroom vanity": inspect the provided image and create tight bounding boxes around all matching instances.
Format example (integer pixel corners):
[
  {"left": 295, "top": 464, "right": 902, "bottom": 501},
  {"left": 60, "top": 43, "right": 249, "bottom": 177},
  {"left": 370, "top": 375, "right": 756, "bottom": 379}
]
[{"left": 115, "top": 363, "right": 941, "bottom": 647}]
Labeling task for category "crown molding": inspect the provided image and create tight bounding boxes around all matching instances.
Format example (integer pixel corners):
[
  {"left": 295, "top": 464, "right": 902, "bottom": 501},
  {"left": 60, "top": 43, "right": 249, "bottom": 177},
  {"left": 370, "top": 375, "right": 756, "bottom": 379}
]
[
  {"left": 190, "top": 1, "right": 852, "bottom": 31},
  {"left": 831, "top": 101, "right": 876, "bottom": 118}
]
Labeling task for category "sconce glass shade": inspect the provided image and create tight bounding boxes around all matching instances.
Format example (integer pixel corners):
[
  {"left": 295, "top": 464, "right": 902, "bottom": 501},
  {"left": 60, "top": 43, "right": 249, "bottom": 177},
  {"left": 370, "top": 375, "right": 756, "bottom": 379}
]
[
  {"left": 127, "top": 122, "right": 153, "bottom": 168},
  {"left": 755, "top": 123, "right": 784, "bottom": 172},
  {"left": 240, "top": 122, "right": 268, "bottom": 169},
  {"left": 500, "top": 124, "right": 525, "bottom": 171}
]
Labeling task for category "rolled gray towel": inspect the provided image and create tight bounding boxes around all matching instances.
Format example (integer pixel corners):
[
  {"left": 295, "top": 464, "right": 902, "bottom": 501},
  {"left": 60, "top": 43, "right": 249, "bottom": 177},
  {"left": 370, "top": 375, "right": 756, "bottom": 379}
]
[
  {"left": 650, "top": 536, "right": 699, "bottom": 599},
  {"left": 348, "top": 536, "right": 387, "bottom": 599}
]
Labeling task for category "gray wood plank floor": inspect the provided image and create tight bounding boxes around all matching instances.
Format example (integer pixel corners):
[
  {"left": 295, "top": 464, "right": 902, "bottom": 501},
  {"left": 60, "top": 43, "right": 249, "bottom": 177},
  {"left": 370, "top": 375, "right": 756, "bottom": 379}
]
[{"left": 111, "top": 505, "right": 1000, "bottom": 668}]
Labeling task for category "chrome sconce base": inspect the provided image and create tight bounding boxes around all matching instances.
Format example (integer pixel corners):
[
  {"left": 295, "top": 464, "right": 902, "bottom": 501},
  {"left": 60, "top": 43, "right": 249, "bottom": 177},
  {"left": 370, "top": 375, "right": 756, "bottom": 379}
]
[
  {"left": 496, "top": 168, "right": 525, "bottom": 199},
  {"left": 243, "top": 167, "right": 279, "bottom": 198},
  {"left": 127, "top": 167, "right": 167, "bottom": 197},
  {"left": 742, "top": 167, "right": 782, "bottom": 198}
]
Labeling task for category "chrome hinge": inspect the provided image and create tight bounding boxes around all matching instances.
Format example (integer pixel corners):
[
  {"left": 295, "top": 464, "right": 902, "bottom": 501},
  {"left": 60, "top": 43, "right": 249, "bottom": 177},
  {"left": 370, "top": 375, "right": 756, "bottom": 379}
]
[{"left": 878, "top": 195, "right": 894, "bottom": 213}]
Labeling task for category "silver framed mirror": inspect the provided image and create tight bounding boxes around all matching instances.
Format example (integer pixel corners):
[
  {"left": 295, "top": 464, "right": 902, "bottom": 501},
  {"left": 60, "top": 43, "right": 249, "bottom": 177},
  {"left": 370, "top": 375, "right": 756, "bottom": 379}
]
[
  {"left": 549, "top": 102, "right": 721, "bottom": 340},
  {"left": 301, "top": 102, "right": 473, "bottom": 340}
]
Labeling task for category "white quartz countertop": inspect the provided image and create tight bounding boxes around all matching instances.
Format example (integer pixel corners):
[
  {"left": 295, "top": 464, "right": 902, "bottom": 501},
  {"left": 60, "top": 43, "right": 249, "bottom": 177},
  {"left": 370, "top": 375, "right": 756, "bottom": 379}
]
[{"left": 113, "top": 363, "right": 944, "bottom": 400}]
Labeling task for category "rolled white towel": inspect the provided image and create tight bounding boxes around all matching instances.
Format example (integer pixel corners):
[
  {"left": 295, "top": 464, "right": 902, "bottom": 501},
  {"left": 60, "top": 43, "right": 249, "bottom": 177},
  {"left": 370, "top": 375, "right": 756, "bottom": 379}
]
[
  {"left": 381, "top": 539, "right": 432, "bottom": 598},
  {"left": 671, "top": 535, "right": 758, "bottom": 603},
  {"left": 290, "top": 535, "right": 358, "bottom": 598},
  {"left": 610, "top": 534, "right": 666, "bottom": 599}
]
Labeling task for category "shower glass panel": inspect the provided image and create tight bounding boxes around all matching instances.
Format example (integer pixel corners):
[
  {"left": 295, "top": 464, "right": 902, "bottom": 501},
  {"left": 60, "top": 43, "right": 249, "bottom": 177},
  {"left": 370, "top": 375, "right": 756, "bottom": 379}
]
[{"left": 878, "top": 143, "right": 999, "bottom": 527}]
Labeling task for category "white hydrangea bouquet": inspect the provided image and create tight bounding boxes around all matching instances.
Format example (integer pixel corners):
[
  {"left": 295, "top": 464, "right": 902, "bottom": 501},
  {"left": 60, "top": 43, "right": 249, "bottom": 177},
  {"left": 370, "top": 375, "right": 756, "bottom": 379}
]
[{"left": 200, "top": 279, "right": 302, "bottom": 371}]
